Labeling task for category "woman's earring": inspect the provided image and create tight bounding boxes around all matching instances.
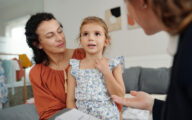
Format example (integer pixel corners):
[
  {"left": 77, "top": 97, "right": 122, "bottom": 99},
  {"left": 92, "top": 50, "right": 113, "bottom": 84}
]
[{"left": 142, "top": 4, "right": 147, "bottom": 8}]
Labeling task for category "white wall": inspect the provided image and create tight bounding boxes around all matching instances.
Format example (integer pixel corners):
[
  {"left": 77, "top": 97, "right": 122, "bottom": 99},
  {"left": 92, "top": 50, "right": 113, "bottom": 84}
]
[
  {"left": 0, "top": 24, "right": 4, "bottom": 36},
  {"left": 0, "top": 0, "right": 44, "bottom": 36},
  {"left": 44, "top": 0, "right": 171, "bottom": 59}
]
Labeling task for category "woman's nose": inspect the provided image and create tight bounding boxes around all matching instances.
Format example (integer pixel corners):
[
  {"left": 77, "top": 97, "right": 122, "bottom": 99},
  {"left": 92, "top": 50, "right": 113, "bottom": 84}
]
[{"left": 55, "top": 33, "right": 63, "bottom": 41}]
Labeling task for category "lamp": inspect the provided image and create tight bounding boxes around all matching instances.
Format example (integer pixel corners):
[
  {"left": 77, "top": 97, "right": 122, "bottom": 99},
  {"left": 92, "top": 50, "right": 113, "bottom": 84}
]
[{"left": 19, "top": 54, "right": 32, "bottom": 103}]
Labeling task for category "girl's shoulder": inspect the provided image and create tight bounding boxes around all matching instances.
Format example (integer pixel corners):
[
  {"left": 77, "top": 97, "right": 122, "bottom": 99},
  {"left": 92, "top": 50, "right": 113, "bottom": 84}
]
[
  {"left": 109, "top": 56, "right": 125, "bottom": 71},
  {"left": 109, "top": 56, "right": 124, "bottom": 65},
  {"left": 69, "top": 59, "right": 80, "bottom": 69}
]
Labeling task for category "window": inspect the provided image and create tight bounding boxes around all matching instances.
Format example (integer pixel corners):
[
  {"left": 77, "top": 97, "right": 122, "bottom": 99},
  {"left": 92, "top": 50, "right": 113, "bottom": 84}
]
[
  {"left": 5, "top": 16, "right": 32, "bottom": 59},
  {"left": 4, "top": 16, "right": 32, "bottom": 87}
]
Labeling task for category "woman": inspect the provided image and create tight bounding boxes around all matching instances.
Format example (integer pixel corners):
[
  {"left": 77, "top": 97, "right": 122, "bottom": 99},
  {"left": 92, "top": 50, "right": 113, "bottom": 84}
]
[
  {"left": 112, "top": 0, "right": 192, "bottom": 120},
  {"left": 25, "top": 12, "right": 86, "bottom": 120}
]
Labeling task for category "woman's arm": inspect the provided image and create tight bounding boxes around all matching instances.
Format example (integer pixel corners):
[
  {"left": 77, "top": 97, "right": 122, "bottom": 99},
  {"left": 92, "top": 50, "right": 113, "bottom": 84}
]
[
  {"left": 112, "top": 91, "right": 155, "bottom": 112},
  {"left": 66, "top": 67, "right": 77, "bottom": 109},
  {"left": 95, "top": 58, "right": 125, "bottom": 97},
  {"left": 30, "top": 66, "right": 66, "bottom": 120}
]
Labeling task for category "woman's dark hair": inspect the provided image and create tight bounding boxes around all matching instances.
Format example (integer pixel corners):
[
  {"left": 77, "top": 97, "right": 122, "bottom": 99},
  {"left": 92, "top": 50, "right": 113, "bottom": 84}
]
[{"left": 25, "top": 12, "right": 56, "bottom": 65}]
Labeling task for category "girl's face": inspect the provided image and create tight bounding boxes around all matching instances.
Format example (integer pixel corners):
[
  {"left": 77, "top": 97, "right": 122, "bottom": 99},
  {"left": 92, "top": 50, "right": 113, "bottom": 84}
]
[
  {"left": 80, "top": 23, "right": 109, "bottom": 55},
  {"left": 36, "top": 19, "right": 66, "bottom": 55},
  {"left": 125, "top": 0, "right": 165, "bottom": 35}
]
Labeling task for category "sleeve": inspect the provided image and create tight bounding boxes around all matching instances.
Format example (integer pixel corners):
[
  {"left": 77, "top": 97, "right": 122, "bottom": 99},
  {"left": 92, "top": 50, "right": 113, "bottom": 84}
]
[
  {"left": 69, "top": 59, "right": 79, "bottom": 78},
  {"left": 179, "top": 33, "right": 192, "bottom": 101},
  {"left": 72, "top": 48, "right": 86, "bottom": 60},
  {"left": 152, "top": 99, "right": 165, "bottom": 120},
  {"left": 110, "top": 56, "right": 125, "bottom": 73},
  {"left": 29, "top": 65, "right": 65, "bottom": 120}
]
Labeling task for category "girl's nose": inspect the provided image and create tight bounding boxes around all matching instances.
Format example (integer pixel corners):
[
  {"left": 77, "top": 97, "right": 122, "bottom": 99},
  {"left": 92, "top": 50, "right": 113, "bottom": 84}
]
[{"left": 88, "top": 34, "right": 95, "bottom": 41}]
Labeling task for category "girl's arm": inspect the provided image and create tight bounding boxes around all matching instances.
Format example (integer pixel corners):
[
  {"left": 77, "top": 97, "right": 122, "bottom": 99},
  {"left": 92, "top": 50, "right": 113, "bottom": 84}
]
[
  {"left": 95, "top": 59, "right": 125, "bottom": 97},
  {"left": 105, "top": 64, "right": 125, "bottom": 97},
  {"left": 66, "top": 66, "right": 77, "bottom": 109}
]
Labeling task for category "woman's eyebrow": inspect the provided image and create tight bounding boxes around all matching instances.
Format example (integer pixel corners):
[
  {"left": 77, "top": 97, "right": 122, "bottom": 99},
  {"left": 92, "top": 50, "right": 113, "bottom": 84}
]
[{"left": 57, "top": 25, "right": 62, "bottom": 30}]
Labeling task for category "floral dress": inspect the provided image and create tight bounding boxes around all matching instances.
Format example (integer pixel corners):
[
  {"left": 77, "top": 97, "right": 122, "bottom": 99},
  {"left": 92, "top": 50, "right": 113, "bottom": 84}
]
[{"left": 70, "top": 56, "right": 124, "bottom": 120}]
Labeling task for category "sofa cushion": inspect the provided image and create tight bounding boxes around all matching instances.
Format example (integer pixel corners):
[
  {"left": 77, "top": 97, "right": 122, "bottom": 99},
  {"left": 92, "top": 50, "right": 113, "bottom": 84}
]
[
  {"left": 123, "top": 67, "right": 141, "bottom": 93},
  {"left": 139, "top": 67, "right": 170, "bottom": 94},
  {"left": 0, "top": 104, "right": 39, "bottom": 120}
]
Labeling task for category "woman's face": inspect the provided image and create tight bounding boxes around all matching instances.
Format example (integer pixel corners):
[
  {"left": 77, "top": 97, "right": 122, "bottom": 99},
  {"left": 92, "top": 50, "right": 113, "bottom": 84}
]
[
  {"left": 125, "top": 0, "right": 165, "bottom": 35},
  {"left": 36, "top": 19, "right": 66, "bottom": 55}
]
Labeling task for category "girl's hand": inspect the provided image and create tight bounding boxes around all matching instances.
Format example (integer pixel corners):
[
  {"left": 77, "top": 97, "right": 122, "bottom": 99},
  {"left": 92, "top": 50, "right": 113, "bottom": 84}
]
[
  {"left": 95, "top": 58, "right": 111, "bottom": 75},
  {"left": 112, "top": 91, "right": 154, "bottom": 112}
]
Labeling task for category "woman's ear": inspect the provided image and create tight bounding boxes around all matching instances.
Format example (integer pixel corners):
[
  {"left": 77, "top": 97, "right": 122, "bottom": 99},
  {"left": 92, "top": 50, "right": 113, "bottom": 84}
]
[
  {"left": 38, "top": 44, "right": 43, "bottom": 49},
  {"left": 140, "top": 0, "right": 148, "bottom": 8},
  {"left": 32, "top": 42, "right": 42, "bottom": 49}
]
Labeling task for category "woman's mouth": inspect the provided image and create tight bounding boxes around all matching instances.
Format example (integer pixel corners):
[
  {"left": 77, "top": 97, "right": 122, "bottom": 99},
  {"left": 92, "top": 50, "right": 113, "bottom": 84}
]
[{"left": 57, "top": 42, "right": 64, "bottom": 47}]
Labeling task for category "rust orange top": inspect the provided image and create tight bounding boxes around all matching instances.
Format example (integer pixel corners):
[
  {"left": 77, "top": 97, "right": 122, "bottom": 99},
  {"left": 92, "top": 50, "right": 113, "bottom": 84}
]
[
  {"left": 29, "top": 48, "right": 85, "bottom": 120},
  {"left": 30, "top": 48, "right": 122, "bottom": 120}
]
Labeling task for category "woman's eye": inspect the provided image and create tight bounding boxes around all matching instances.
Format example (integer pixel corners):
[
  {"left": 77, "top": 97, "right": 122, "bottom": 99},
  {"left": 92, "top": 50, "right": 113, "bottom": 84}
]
[
  {"left": 58, "top": 28, "right": 63, "bottom": 33},
  {"left": 46, "top": 33, "right": 54, "bottom": 38},
  {"left": 95, "top": 32, "right": 100, "bottom": 36}
]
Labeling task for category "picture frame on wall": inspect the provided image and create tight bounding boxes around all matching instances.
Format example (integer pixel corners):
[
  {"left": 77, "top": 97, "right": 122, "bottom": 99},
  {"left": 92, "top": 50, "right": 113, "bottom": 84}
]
[{"left": 105, "top": 6, "right": 122, "bottom": 32}]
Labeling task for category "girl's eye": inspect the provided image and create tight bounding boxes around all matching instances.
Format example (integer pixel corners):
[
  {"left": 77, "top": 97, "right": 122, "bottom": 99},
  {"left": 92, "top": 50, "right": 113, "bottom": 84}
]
[
  {"left": 95, "top": 32, "right": 100, "bottom": 36},
  {"left": 83, "top": 32, "right": 88, "bottom": 36}
]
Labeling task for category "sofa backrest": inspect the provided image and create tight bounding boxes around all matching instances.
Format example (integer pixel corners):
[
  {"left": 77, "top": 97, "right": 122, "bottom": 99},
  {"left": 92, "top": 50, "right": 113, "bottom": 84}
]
[{"left": 123, "top": 67, "right": 170, "bottom": 94}]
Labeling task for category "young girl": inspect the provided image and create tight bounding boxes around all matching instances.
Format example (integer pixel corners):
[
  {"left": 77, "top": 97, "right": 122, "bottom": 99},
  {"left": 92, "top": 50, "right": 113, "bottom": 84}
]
[{"left": 67, "top": 16, "right": 125, "bottom": 120}]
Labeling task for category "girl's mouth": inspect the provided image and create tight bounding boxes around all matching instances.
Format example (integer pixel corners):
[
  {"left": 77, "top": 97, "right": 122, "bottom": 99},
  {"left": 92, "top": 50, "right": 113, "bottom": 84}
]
[{"left": 88, "top": 44, "right": 96, "bottom": 48}]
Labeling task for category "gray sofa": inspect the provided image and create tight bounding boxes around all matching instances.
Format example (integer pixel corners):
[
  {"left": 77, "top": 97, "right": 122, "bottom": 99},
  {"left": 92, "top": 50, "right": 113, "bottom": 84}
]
[
  {"left": 123, "top": 67, "right": 170, "bottom": 94},
  {"left": 0, "top": 104, "right": 39, "bottom": 120},
  {"left": 0, "top": 67, "right": 170, "bottom": 120}
]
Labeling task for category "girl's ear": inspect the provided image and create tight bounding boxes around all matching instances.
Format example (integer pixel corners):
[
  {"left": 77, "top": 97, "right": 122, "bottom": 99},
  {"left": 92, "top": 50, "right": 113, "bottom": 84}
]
[{"left": 104, "top": 38, "right": 110, "bottom": 46}]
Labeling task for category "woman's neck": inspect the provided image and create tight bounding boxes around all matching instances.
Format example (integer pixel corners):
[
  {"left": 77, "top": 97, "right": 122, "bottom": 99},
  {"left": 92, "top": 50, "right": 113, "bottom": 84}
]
[{"left": 48, "top": 49, "right": 73, "bottom": 70}]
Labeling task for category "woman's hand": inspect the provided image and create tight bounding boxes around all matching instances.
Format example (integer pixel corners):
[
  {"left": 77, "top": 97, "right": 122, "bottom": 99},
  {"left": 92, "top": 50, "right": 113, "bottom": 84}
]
[{"left": 112, "top": 91, "right": 154, "bottom": 112}]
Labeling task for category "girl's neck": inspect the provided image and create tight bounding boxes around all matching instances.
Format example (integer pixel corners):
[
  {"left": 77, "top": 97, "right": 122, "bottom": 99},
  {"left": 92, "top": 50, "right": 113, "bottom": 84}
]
[
  {"left": 80, "top": 53, "right": 103, "bottom": 69},
  {"left": 84, "top": 53, "right": 103, "bottom": 61}
]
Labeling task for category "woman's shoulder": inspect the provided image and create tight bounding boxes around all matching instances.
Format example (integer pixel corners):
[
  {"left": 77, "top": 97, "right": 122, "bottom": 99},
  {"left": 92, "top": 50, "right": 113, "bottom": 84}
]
[
  {"left": 30, "top": 64, "right": 51, "bottom": 78},
  {"left": 72, "top": 48, "right": 86, "bottom": 60},
  {"left": 29, "top": 64, "right": 43, "bottom": 83},
  {"left": 30, "top": 64, "right": 42, "bottom": 74}
]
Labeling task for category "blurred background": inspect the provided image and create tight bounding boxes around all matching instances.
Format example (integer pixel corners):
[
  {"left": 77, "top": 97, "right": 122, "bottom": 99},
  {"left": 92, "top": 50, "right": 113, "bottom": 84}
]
[{"left": 0, "top": 0, "right": 172, "bottom": 108}]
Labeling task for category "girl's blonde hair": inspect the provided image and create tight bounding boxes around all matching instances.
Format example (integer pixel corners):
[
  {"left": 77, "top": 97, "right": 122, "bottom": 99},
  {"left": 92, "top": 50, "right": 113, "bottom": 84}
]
[
  {"left": 128, "top": 0, "right": 192, "bottom": 35},
  {"left": 78, "top": 16, "right": 110, "bottom": 52}
]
